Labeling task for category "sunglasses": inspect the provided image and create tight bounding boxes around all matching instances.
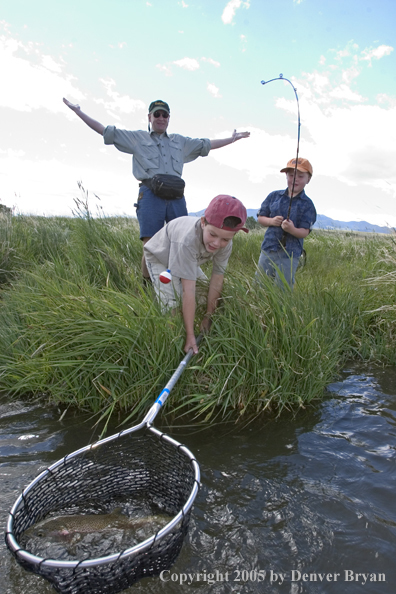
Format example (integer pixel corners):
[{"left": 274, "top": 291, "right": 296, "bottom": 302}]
[{"left": 153, "top": 110, "right": 169, "bottom": 118}]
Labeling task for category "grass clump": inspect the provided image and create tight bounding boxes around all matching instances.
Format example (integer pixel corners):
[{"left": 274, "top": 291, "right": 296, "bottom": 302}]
[{"left": 0, "top": 193, "right": 396, "bottom": 427}]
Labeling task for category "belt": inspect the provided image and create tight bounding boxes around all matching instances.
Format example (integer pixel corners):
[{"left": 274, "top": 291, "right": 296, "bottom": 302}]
[{"left": 140, "top": 179, "right": 152, "bottom": 190}]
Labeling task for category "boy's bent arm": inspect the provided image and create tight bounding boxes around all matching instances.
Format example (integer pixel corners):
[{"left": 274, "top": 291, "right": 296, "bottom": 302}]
[
  {"left": 206, "top": 273, "right": 224, "bottom": 315},
  {"left": 181, "top": 278, "right": 198, "bottom": 354},
  {"left": 200, "top": 273, "right": 224, "bottom": 334},
  {"left": 281, "top": 219, "right": 310, "bottom": 239},
  {"left": 63, "top": 98, "right": 105, "bottom": 135}
]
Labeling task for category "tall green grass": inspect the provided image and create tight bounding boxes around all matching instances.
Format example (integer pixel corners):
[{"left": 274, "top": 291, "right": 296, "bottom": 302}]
[{"left": 1, "top": 197, "right": 395, "bottom": 427}]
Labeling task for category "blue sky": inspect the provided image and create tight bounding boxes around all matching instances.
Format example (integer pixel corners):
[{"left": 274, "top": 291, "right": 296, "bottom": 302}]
[{"left": 1, "top": 0, "right": 396, "bottom": 226}]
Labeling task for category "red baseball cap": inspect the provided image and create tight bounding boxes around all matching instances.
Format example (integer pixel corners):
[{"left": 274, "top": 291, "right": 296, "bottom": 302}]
[{"left": 204, "top": 195, "right": 249, "bottom": 233}]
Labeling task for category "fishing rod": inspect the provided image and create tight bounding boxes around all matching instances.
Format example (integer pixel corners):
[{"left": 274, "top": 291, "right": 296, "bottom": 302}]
[{"left": 261, "top": 74, "right": 301, "bottom": 245}]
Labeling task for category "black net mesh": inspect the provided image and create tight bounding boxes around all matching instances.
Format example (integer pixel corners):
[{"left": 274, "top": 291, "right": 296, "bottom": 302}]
[{"left": 5, "top": 424, "right": 199, "bottom": 594}]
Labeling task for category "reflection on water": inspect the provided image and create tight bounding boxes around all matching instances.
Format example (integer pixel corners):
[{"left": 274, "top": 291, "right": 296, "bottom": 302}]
[{"left": 1, "top": 366, "right": 396, "bottom": 593}]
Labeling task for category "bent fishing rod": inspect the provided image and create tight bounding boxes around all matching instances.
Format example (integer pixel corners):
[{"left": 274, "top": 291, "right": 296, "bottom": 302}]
[{"left": 261, "top": 74, "right": 301, "bottom": 246}]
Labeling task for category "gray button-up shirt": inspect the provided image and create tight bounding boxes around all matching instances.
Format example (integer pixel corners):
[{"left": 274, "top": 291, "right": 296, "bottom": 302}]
[{"left": 103, "top": 126, "right": 211, "bottom": 181}]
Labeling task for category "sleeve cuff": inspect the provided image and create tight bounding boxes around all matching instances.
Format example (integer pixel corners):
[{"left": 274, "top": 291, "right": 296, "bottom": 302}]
[
  {"left": 103, "top": 125, "right": 115, "bottom": 145},
  {"left": 201, "top": 138, "right": 211, "bottom": 156}
]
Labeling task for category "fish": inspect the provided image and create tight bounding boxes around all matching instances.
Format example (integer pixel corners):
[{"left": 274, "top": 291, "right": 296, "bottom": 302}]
[{"left": 23, "top": 508, "right": 171, "bottom": 541}]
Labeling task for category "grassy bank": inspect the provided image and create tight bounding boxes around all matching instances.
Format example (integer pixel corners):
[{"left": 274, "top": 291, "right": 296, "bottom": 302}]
[{"left": 1, "top": 199, "right": 395, "bottom": 427}]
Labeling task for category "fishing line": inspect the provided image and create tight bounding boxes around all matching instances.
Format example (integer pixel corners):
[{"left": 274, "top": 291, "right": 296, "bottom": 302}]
[{"left": 261, "top": 74, "right": 301, "bottom": 245}]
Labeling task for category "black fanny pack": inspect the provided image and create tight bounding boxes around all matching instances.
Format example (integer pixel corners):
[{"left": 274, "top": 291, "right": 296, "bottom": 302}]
[{"left": 142, "top": 174, "right": 185, "bottom": 199}]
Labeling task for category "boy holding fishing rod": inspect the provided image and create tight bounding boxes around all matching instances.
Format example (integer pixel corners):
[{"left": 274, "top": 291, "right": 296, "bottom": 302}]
[
  {"left": 144, "top": 195, "right": 249, "bottom": 354},
  {"left": 256, "top": 157, "right": 316, "bottom": 289}
]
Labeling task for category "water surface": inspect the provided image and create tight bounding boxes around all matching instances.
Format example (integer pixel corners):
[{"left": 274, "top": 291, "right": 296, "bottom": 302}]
[{"left": 1, "top": 365, "right": 396, "bottom": 593}]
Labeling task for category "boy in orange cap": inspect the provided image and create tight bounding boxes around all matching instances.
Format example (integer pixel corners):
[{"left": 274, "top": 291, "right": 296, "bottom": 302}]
[
  {"left": 256, "top": 158, "right": 316, "bottom": 288},
  {"left": 144, "top": 195, "right": 248, "bottom": 353}
]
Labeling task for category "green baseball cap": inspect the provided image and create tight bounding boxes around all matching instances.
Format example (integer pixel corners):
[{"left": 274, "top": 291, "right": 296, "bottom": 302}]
[{"left": 148, "top": 100, "right": 170, "bottom": 115}]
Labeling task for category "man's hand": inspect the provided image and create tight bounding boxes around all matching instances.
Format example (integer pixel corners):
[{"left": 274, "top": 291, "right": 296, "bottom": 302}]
[
  {"left": 63, "top": 98, "right": 81, "bottom": 112},
  {"left": 231, "top": 129, "right": 250, "bottom": 142},
  {"left": 210, "top": 130, "right": 250, "bottom": 150},
  {"left": 184, "top": 334, "right": 198, "bottom": 354},
  {"left": 62, "top": 98, "right": 105, "bottom": 135}
]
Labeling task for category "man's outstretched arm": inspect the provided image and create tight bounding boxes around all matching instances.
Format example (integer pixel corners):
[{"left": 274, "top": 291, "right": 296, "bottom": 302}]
[
  {"left": 63, "top": 98, "right": 105, "bottom": 135},
  {"left": 210, "top": 129, "right": 250, "bottom": 150}
]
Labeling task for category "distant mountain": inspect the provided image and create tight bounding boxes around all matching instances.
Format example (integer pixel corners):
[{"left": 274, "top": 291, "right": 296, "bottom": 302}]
[
  {"left": 189, "top": 209, "right": 393, "bottom": 235},
  {"left": 313, "top": 214, "right": 393, "bottom": 234}
]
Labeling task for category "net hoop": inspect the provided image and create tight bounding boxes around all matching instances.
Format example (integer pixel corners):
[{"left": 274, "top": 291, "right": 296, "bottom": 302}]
[
  {"left": 6, "top": 424, "right": 200, "bottom": 570},
  {"left": 5, "top": 423, "right": 200, "bottom": 592},
  {"left": 5, "top": 340, "right": 201, "bottom": 592}
]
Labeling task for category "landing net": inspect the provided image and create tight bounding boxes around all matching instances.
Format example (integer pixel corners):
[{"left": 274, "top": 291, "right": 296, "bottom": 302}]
[{"left": 5, "top": 344, "right": 201, "bottom": 594}]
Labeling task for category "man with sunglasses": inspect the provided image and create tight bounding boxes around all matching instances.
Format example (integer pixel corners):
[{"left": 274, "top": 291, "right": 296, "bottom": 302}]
[{"left": 63, "top": 97, "right": 250, "bottom": 281}]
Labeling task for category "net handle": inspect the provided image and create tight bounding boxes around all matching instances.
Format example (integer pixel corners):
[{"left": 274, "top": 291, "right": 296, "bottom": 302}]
[{"left": 143, "top": 334, "right": 202, "bottom": 425}]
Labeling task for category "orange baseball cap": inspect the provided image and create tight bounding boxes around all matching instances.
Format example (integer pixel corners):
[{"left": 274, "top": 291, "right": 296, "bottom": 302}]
[{"left": 280, "top": 158, "right": 313, "bottom": 176}]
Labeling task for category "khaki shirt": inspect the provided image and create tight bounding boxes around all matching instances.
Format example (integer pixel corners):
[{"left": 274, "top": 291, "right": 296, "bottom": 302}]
[
  {"left": 144, "top": 217, "right": 232, "bottom": 281},
  {"left": 103, "top": 127, "right": 211, "bottom": 181}
]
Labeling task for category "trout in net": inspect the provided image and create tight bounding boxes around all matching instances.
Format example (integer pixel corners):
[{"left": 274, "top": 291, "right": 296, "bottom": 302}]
[{"left": 20, "top": 503, "right": 172, "bottom": 560}]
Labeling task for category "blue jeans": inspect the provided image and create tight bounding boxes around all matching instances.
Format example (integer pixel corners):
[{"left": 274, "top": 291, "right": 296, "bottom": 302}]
[
  {"left": 135, "top": 185, "right": 188, "bottom": 239},
  {"left": 256, "top": 249, "right": 299, "bottom": 289}
]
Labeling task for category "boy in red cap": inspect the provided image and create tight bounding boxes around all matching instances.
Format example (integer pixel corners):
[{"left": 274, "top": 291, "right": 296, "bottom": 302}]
[
  {"left": 63, "top": 97, "right": 250, "bottom": 283},
  {"left": 256, "top": 157, "right": 316, "bottom": 288},
  {"left": 144, "top": 195, "right": 248, "bottom": 353}
]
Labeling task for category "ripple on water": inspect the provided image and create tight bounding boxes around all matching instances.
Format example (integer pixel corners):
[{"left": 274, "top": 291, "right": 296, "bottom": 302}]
[{"left": 2, "top": 367, "right": 396, "bottom": 593}]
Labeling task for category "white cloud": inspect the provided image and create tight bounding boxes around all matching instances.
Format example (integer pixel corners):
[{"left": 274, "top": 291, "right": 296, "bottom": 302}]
[
  {"left": 157, "top": 56, "right": 220, "bottom": 75},
  {"left": 94, "top": 79, "right": 146, "bottom": 117},
  {"left": 341, "top": 66, "right": 360, "bottom": 85},
  {"left": 41, "top": 54, "right": 63, "bottom": 73},
  {"left": 0, "top": 148, "right": 25, "bottom": 158},
  {"left": 207, "top": 82, "right": 222, "bottom": 98},
  {"left": 201, "top": 57, "right": 221, "bottom": 67},
  {"left": 0, "top": 152, "right": 136, "bottom": 217},
  {"left": 221, "top": 0, "right": 250, "bottom": 25},
  {"left": 329, "top": 84, "right": 364, "bottom": 102},
  {"left": 209, "top": 127, "right": 300, "bottom": 183},
  {"left": 334, "top": 42, "right": 359, "bottom": 60},
  {"left": 173, "top": 57, "right": 200, "bottom": 71},
  {"left": 156, "top": 63, "right": 172, "bottom": 76},
  {"left": 0, "top": 33, "right": 84, "bottom": 112},
  {"left": 274, "top": 87, "right": 396, "bottom": 191},
  {"left": 377, "top": 94, "right": 396, "bottom": 107},
  {"left": 211, "top": 41, "right": 396, "bottom": 205},
  {"left": 361, "top": 44, "right": 393, "bottom": 66},
  {"left": 332, "top": 40, "right": 393, "bottom": 69}
]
